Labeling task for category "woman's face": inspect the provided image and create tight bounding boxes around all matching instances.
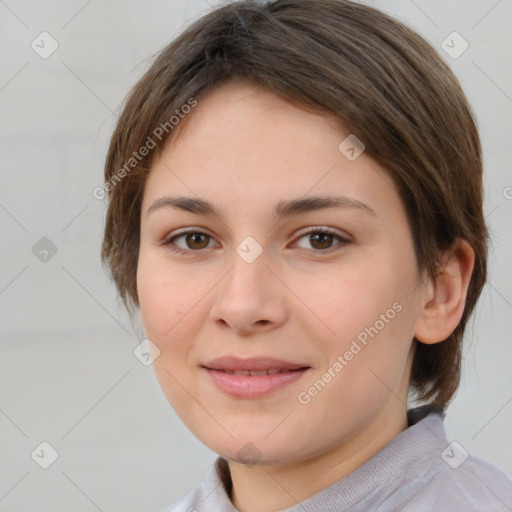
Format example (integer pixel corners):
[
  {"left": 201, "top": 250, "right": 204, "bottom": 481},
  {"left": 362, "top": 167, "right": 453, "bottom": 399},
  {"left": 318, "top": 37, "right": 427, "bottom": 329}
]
[{"left": 137, "top": 81, "right": 426, "bottom": 466}]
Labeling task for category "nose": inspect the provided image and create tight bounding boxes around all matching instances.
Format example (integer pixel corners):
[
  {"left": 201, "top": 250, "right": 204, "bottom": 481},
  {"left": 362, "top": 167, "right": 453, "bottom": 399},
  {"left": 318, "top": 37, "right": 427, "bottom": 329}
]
[{"left": 209, "top": 249, "right": 288, "bottom": 336}]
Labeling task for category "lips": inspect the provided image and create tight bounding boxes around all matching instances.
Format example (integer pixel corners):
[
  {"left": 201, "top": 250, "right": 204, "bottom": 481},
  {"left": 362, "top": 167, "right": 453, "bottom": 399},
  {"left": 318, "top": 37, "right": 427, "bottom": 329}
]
[
  {"left": 202, "top": 356, "right": 309, "bottom": 371},
  {"left": 202, "top": 355, "right": 310, "bottom": 373},
  {"left": 201, "top": 356, "right": 311, "bottom": 398},
  {"left": 216, "top": 368, "right": 296, "bottom": 376}
]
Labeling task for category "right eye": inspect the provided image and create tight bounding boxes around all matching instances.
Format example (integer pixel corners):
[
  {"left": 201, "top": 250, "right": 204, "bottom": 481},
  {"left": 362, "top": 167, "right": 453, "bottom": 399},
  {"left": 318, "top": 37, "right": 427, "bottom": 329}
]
[{"left": 164, "top": 230, "right": 218, "bottom": 254}]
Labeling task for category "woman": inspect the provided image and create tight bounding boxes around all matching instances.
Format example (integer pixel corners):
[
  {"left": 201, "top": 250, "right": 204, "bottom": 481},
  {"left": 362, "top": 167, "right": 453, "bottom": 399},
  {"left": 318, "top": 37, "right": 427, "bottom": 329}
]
[{"left": 100, "top": 1, "right": 512, "bottom": 510}]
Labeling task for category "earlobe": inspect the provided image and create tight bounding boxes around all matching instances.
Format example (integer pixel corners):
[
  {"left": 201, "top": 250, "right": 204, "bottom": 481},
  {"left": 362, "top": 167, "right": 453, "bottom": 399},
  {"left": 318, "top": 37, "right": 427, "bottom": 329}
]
[{"left": 414, "top": 239, "right": 475, "bottom": 345}]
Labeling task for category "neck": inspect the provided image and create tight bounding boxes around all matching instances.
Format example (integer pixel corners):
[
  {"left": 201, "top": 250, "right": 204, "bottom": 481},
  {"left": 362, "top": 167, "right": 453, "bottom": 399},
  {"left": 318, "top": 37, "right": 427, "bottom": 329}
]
[{"left": 228, "top": 403, "right": 409, "bottom": 512}]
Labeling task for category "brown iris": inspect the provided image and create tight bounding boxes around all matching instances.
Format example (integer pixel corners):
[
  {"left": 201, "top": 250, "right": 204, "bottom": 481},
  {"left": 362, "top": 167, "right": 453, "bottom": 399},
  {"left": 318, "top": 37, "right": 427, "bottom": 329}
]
[
  {"left": 185, "top": 233, "right": 210, "bottom": 249},
  {"left": 308, "top": 232, "right": 334, "bottom": 250}
]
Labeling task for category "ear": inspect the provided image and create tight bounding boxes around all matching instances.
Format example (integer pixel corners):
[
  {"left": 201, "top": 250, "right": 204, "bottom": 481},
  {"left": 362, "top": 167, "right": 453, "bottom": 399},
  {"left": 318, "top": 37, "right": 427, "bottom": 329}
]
[{"left": 413, "top": 238, "right": 475, "bottom": 345}]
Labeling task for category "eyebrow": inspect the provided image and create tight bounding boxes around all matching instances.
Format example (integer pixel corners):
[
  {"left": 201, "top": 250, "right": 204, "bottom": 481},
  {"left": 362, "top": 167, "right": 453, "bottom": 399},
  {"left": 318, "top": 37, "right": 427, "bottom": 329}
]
[{"left": 146, "top": 194, "right": 376, "bottom": 221}]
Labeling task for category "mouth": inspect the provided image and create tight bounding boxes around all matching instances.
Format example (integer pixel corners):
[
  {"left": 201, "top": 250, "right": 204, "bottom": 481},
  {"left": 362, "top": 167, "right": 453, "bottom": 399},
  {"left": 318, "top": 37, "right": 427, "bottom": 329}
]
[
  {"left": 208, "top": 368, "right": 307, "bottom": 376},
  {"left": 201, "top": 356, "right": 311, "bottom": 398}
]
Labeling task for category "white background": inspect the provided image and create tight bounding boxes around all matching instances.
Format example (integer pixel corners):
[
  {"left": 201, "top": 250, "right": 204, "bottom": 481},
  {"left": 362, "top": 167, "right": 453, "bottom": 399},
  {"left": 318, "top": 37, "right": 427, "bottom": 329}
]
[{"left": 1, "top": 0, "right": 511, "bottom": 510}]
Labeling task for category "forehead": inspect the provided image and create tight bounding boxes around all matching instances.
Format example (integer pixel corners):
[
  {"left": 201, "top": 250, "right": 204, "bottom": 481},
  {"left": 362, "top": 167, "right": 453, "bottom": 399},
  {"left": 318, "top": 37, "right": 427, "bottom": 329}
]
[{"left": 143, "top": 81, "right": 400, "bottom": 219}]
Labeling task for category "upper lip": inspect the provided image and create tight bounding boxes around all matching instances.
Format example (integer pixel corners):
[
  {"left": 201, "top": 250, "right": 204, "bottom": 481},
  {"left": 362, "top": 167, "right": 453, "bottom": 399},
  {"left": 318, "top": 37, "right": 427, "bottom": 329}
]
[{"left": 202, "top": 356, "right": 310, "bottom": 372}]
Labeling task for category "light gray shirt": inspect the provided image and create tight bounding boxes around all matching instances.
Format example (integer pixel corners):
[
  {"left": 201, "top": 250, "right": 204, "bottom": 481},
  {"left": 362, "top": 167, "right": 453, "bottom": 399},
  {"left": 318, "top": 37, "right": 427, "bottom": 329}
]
[{"left": 162, "top": 407, "right": 512, "bottom": 511}]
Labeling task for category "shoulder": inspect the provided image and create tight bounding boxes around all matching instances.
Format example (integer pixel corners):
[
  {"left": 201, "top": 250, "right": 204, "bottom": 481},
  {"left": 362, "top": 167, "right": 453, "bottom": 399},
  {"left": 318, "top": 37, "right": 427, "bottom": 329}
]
[
  {"left": 376, "top": 409, "right": 512, "bottom": 511},
  {"left": 401, "top": 446, "right": 512, "bottom": 511}
]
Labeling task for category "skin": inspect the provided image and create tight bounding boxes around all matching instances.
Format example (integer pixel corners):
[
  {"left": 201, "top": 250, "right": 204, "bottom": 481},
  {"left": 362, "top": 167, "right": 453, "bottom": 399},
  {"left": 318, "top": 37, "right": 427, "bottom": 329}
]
[{"left": 136, "top": 80, "right": 474, "bottom": 512}]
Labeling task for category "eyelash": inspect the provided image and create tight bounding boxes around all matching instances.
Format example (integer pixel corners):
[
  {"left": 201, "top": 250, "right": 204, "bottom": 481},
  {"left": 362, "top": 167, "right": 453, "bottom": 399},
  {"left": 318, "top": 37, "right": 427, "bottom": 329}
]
[{"left": 163, "top": 227, "right": 351, "bottom": 255}]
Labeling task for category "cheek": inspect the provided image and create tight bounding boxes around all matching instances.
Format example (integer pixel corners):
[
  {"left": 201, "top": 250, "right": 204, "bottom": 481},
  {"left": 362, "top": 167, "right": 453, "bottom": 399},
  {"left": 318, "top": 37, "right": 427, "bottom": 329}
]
[
  {"left": 137, "top": 257, "right": 193, "bottom": 346},
  {"left": 302, "top": 303, "right": 414, "bottom": 426},
  {"left": 297, "top": 261, "right": 406, "bottom": 341},
  {"left": 136, "top": 259, "right": 200, "bottom": 407},
  {"left": 301, "top": 256, "right": 418, "bottom": 386},
  {"left": 137, "top": 272, "right": 173, "bottom": 337}
]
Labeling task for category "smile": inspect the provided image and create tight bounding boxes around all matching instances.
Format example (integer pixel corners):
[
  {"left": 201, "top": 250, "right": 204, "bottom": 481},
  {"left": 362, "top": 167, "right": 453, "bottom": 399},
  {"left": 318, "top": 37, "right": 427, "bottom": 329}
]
[{"left": 216, "top": 368, "right": 297, "bottom": 376}]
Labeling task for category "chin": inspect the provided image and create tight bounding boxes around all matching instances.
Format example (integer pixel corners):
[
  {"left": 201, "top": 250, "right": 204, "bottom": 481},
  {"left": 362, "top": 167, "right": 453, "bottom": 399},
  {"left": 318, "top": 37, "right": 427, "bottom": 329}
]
[{"left": 205, "top": 432, "right": 308, "bottom": 468}]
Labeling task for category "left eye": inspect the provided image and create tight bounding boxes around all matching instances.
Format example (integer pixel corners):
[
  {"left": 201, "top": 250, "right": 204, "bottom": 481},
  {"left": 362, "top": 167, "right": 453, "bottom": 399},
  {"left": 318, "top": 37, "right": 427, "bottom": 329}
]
[{"left": 292, "top": 229, "right": 350, "bottom": 252}]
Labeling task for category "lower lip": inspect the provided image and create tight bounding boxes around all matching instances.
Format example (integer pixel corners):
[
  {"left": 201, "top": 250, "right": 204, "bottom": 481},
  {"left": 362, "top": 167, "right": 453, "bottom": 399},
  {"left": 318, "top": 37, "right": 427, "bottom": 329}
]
[{"left": 203, "top": 368, "right": 310, "bottom": 399}]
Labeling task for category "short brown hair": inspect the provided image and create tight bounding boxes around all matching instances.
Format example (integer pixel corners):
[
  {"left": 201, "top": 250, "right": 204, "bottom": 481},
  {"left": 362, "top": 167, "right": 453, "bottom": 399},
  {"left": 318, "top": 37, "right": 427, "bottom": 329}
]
[{"left": 101, "top": 0, "right": 488, "bottom": 409}]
